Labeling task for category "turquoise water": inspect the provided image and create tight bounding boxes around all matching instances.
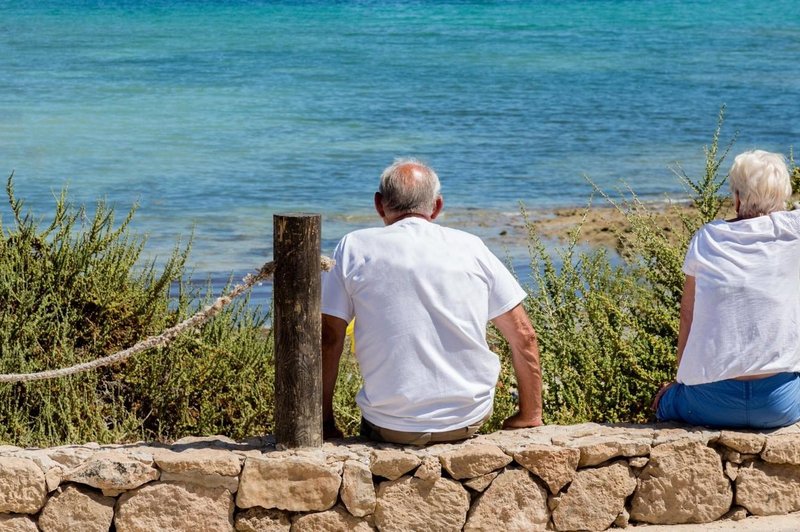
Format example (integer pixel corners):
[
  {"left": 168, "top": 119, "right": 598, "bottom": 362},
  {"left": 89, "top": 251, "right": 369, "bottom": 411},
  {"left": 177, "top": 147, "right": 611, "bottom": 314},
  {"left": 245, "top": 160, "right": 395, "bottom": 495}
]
[{"left": 2, "top": 0, "right": 799, "bottom": 293}]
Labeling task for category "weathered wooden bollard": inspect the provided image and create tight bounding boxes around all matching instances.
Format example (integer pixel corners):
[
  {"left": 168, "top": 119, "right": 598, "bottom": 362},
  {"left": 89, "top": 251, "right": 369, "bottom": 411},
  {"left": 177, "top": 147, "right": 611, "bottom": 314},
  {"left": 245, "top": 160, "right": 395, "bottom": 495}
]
[{"left": 273, "top": 213, "right": 323, "bottom": 447}]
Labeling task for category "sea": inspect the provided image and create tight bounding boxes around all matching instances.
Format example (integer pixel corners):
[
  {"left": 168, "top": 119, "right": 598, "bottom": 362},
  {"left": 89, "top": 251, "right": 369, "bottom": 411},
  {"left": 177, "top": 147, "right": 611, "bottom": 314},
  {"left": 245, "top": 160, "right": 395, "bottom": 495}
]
[{"left": 1, "top": 0, "right": 798, "bottom": 306}]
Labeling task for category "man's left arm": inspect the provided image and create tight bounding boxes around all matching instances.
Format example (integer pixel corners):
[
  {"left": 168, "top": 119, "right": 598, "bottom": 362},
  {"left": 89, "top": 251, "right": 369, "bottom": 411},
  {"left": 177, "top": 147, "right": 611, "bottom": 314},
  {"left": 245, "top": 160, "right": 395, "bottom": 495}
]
[{"left": 491, "top": 303, "right": 543, "bottom": 428}]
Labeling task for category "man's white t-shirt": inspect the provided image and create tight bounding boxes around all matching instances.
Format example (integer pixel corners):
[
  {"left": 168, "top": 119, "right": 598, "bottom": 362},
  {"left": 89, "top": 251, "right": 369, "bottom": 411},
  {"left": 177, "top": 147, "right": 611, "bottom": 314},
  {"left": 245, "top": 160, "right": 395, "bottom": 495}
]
[
  {"left": 321, "top": 217, "right": 526, "bottom": 432},
  {"left": 677, "top": 209, "right": 800, "bottom": 385}
]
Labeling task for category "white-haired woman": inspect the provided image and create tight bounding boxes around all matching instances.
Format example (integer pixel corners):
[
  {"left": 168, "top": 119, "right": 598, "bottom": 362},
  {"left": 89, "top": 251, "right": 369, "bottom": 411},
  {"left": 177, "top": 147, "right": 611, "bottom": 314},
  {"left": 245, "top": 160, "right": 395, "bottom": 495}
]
[{"left": 655, "top": 150, "right": 800, "bottom": 428}]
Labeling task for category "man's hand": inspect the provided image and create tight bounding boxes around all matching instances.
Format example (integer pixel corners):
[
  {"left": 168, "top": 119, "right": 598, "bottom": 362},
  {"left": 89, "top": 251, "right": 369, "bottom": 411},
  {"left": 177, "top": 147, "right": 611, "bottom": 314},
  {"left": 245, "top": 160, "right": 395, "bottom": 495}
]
[
  {"left": 323, "top": 419, "right": 344, "bottom": 440},
  {"left": 502, "top": 412, "right": 543, "bottom": 430}
]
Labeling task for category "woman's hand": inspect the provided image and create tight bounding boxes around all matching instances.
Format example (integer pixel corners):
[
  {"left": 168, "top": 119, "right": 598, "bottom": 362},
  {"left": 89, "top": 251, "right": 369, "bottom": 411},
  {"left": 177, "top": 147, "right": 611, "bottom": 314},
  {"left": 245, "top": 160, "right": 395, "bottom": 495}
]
[{"left": 651, "top": 381, "right": 676, "bottom": 412}]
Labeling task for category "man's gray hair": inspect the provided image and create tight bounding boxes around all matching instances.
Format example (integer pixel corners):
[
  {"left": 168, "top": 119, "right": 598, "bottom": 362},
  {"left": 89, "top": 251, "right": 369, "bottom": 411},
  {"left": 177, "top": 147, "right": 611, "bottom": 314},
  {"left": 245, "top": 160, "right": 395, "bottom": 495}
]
[
  {"left": 378, "top": 158, "right": 442, "bottom": 214},
  {"left": 729, "top": 150, "right": 791, "bottom": 218}
]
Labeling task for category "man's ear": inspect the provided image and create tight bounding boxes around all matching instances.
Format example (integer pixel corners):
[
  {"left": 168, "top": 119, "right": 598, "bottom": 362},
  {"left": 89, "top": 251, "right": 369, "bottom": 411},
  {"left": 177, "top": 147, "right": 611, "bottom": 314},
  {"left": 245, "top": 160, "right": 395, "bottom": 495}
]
[
  {"left": 374, "top": 192, "right": 386, "bottom": 219},
  {"left": 430, "top": 196, "right": 444, "bottom": 220}
]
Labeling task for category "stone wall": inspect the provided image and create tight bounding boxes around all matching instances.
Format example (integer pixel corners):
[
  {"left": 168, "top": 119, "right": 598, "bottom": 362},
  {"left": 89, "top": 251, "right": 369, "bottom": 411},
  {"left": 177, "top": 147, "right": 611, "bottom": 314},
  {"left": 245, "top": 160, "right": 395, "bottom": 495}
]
[{"left": 1, "top": 422, "right": 800, "bottom": 531}]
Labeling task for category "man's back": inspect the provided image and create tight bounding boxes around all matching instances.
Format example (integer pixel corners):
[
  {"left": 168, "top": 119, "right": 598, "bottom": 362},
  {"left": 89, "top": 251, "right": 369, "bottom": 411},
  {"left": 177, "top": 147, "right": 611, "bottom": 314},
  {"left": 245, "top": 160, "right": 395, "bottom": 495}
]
[{"left": 322, "top": 217, "right": 525, "bottom": 432}]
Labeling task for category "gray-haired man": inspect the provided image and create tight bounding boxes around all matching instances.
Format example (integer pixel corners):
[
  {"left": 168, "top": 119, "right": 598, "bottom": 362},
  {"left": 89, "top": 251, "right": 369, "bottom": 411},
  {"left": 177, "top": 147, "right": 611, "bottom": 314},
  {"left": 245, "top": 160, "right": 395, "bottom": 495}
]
[{"left": 321, "top": 158, "right": 543, "bottom": 445}]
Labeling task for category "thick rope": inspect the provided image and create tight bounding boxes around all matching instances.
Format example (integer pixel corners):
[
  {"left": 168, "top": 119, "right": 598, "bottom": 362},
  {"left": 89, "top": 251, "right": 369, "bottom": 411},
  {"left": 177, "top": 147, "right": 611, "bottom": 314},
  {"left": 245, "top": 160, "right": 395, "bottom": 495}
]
[{"left": 0, "top": 256, "right": 335, "bottom": 383}]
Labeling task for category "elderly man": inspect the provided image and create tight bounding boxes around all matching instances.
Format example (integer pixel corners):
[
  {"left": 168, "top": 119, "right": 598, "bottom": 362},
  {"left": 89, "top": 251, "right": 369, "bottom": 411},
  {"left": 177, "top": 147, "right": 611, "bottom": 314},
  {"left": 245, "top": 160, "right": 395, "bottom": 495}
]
[{"left": 322, "top": 158, "right": 543, "bottom": 444}]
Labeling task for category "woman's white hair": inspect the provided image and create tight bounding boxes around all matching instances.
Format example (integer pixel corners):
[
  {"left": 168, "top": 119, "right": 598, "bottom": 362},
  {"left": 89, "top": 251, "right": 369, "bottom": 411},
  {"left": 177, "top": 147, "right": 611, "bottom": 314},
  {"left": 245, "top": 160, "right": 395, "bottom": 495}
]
[
  {"left": 729, "top": 150, "right": 791, "bottom": 218},
  {"left": 378, "top": 158, "right": 441, "bottom": 214}
]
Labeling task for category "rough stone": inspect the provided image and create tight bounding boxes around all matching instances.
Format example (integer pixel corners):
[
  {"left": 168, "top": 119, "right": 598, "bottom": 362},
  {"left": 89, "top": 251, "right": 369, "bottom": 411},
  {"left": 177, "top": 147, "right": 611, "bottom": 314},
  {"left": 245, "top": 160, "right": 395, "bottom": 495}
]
[
  {"left": 629, "top": 456, "right": 649, "bottom": 468},
  {"left": 566, "top": 435, "right": 651, "bottom": 467},
  {"left": 234, "top": 507, "right": 290, "bottom": 532},
  {"left": 718, "top": 431, "right": 765, "bottom": 454},
  {"left": 762, "top": 434, "right": 800, "bottom": 465},
  {"left": 115, "top": 481, "right": 234, "bottom": 531},
  {"left": 552, "top": 461, "right": 636, "bottom": 531},
  {"left": 630, "top": 440, "right": 732, "bottom": 524},
  {"left": 464, "top": 468, "right": 549, "bottom": 531},
  {"left": 614, "top": 507, "right": 631, "bottom": 528},
  {"left": 513, "top": 444, "right": 580, "bottom": 494},
  {"left": 341, "top": 460, "right": 376, "bottom": 517},
  {"left": 38, "top": 484, "right": 115, "bottom": 532},
  {"left": 439, "top": 444, "right": 512, "bottom": 480},
  {"left": 651, "top": 427, "right": 720, "bottom": 446},
  {"left": 236, "top": 455, "right": 340, "bottom": 512},
  {"left": 736, "top": 461, "right": 800, "bottom": 515},
  {"left": 155, "top": 448, "right": 242, "bottom": 476},
  {"left": 0, "top": 514, "right": 38, "bottom": 532},
  {"left": 374, "top": 476, "right": 470, "bottom": 532},
  {"left": 292, "top": 505, "right": 375, "bottom": 531},
  {"left": 414, "top": 455, "right": 441, "bottom": 481},
  {"left": 161, "top": 471, "right": 239, "bottom": 493},
  {"left": 0, "top": 457, "right": 47, "bottom": 514},
  {"left": 725, "top": 450, "right": 742, "bottom": 464},
  {"left": 463, "top": 471, "right": 498, "bottom": 492},
  {"left": 725, "top": 461, "right": 739, "bottom": 481},
  {"left": 370, "top": 449, "right": 421, "bottom": 480},
  {"left": 724, "top": 506, "right": 748, "bottom": 521},
  {"left": 64, "top": 451, "right": 159, "bottom": 491},
  {"left": 46, "top": 446, "right": 98, "bottom": 470}
]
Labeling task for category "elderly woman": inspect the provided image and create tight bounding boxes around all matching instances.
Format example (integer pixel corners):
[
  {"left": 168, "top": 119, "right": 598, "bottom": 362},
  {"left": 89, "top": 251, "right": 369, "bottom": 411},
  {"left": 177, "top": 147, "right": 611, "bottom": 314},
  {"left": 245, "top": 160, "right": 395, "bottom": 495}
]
[{"left": 655, "top": 149, "right": 800, "bottom": 428}]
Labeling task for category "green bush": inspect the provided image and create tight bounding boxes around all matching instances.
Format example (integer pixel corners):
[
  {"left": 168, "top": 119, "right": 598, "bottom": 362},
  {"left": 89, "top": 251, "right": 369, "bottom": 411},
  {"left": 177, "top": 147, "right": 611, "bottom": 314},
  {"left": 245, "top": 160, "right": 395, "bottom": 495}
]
[{"left": 0, "top": 175, "right": 276, "bottom": 446}]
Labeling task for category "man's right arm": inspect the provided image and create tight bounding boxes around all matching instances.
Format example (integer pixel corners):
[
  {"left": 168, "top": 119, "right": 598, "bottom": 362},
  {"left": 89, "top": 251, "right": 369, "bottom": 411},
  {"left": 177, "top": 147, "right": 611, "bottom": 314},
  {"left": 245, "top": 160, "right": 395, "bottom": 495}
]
[
  {"left": 491, "top": 303, "right": 543, "bottom": 429},
  {"left": 322, "top": 313, "right": 348, "bottom": 439}
]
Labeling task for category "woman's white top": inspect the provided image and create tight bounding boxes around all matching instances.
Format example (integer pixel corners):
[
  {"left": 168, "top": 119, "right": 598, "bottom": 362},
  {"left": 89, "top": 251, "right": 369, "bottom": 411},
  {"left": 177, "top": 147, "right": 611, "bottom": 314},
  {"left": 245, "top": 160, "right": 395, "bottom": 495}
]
[{"left": 677, "top": 209, "right": 800, "bottom": 385}]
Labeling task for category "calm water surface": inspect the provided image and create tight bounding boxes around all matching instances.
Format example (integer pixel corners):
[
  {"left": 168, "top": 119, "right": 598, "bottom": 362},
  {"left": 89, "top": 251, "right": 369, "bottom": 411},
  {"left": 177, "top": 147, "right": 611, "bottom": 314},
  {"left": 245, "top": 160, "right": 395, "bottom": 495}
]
[{"left": 1, "top": 0, "right": 798, "bottom": 299}]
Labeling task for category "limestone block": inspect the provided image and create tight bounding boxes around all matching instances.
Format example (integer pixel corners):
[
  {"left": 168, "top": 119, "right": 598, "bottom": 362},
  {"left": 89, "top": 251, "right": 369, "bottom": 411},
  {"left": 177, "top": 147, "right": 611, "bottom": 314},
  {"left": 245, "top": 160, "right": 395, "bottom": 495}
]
[
  {"left": 651, "top": 427, "right": 720, "bottom": 446},
  {"left": 552, "top": 461, "right": 636, "bottom": 531},
  {"left": 374, "top": 476, "right": 469, "bottom": 532},
  {"left": 0, "top": 457, "right": 47, "bottom": 514},
  {"left": 629, "top": 456, "right": 649, "bottom": 468},
  {"left": 566, "top": 435, "right": 650, "bottom": 467},
  {"left": 0, "top": 514, "right": 38, "bottom": 531},
  {"left": 161, "top": 471, "right": 239, "bottom": 493},
  {"left": 46, "top": 446, "right": 98, "bottom": 470},
  {"left": 439, "top": 444, "right": 512, "bottom": 480},
  {"left": 736, "top": 461, "right": 800, "bottom": 515},
  {"left": 236, "top": 456, "right": 340, "bottom": 512},
  {"left": 725, "top": 450, "right": 742, "bottom": 464},
  {"left": 341, "top": 459, "right": 376, "bottom": 517},
  {"left": 115, "top": 481, "right": 234, "bottom": 532},
  {"left": 292, "top": 505, "right": 375, "bottom": 531},
  {"left": 718, "top": 431, "right": 765, "bottom": 454},
  {"left": 513, "top": 444, "right": 580, "bottom": 494},
  {"left": 414, "top": 455, "right": 441, "bottom": 481},
  {"left": 64, "top": 451, "right": 159, "bottom": 492},
  {"left": 463, "top": 471, "right": 498, "bottom": 492},
  {"left": 630, "top": 440, "right": 732, "bottom": 524},
  {"left": 234, "top": 507, "right": 290, "bottom": 531},
  {"left": 370, "top": 449, "right": 421, "bottom": 480},
  {"left": 155, "top": 448, "right": 242, "bottom": 476},
  {"left": 761, "top": 434, "right": 800, "bottom": 465},
  {"left": 38, "top": 484, "right": 114, "bottom": 532},
  {"left": 464, "top": 468, "right": 549, "bottom": 532}
]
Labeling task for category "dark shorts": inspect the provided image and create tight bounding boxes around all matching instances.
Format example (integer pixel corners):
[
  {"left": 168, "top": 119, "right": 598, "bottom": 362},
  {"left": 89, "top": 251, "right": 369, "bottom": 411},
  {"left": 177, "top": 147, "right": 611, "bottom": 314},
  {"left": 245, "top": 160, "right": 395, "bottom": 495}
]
[
  {"left": 657, "top": 372, "right": 800, "bottom": 429},
  {"left": 360, "top": 410, "right": 492, "bottom": 446}
]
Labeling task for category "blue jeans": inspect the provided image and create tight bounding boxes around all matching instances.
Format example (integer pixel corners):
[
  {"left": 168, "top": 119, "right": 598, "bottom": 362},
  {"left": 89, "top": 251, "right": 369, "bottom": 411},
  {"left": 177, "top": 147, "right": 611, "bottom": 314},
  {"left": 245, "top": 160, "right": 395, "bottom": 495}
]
[{"left": 657, "top": 372, "right": 800, "bottom": 429}]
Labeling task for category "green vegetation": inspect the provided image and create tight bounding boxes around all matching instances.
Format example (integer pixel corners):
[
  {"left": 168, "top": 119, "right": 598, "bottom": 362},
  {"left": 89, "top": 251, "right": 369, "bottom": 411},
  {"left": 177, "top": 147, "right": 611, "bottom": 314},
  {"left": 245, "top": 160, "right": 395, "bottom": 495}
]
[
  {"left": 0, "top": 176, "right": 275, "bottom": 446},
  {"left": 0, "top": 113, "right": 795, "bottom": 444}
]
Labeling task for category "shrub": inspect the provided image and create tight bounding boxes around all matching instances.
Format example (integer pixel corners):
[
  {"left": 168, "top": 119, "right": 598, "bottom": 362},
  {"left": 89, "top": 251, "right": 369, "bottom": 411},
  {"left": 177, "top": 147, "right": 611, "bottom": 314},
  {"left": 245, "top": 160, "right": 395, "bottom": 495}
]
[{"left": 0, "top": 176, "right": 276, "bottom": 446}]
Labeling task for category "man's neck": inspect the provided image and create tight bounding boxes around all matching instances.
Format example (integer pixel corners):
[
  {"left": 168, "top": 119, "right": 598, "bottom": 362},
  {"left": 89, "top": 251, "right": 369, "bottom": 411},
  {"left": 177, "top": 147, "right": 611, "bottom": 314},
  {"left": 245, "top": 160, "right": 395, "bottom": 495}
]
[{"left": 385, "top": 212, "right": 430, "bottom": 225}]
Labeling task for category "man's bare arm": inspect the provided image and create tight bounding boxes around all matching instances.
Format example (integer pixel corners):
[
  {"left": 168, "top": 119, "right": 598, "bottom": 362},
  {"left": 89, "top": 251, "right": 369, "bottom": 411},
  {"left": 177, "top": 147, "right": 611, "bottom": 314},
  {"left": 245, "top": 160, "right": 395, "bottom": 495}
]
[
  {"left": 676, "top": 275, "right": 695, "bottom": 368},
  {"left": 491, "top": 303, "right": 543, "bottom": 428},
  {"left": 322, "top": 314, "right": 348, "bottom": 439}
]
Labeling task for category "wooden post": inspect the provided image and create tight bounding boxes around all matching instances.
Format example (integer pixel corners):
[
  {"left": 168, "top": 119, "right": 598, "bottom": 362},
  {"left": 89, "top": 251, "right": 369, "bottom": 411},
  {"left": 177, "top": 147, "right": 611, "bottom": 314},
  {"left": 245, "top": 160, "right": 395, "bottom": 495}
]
[{"left": 273, "top": 213, "right": 323, "bottom": 447}]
